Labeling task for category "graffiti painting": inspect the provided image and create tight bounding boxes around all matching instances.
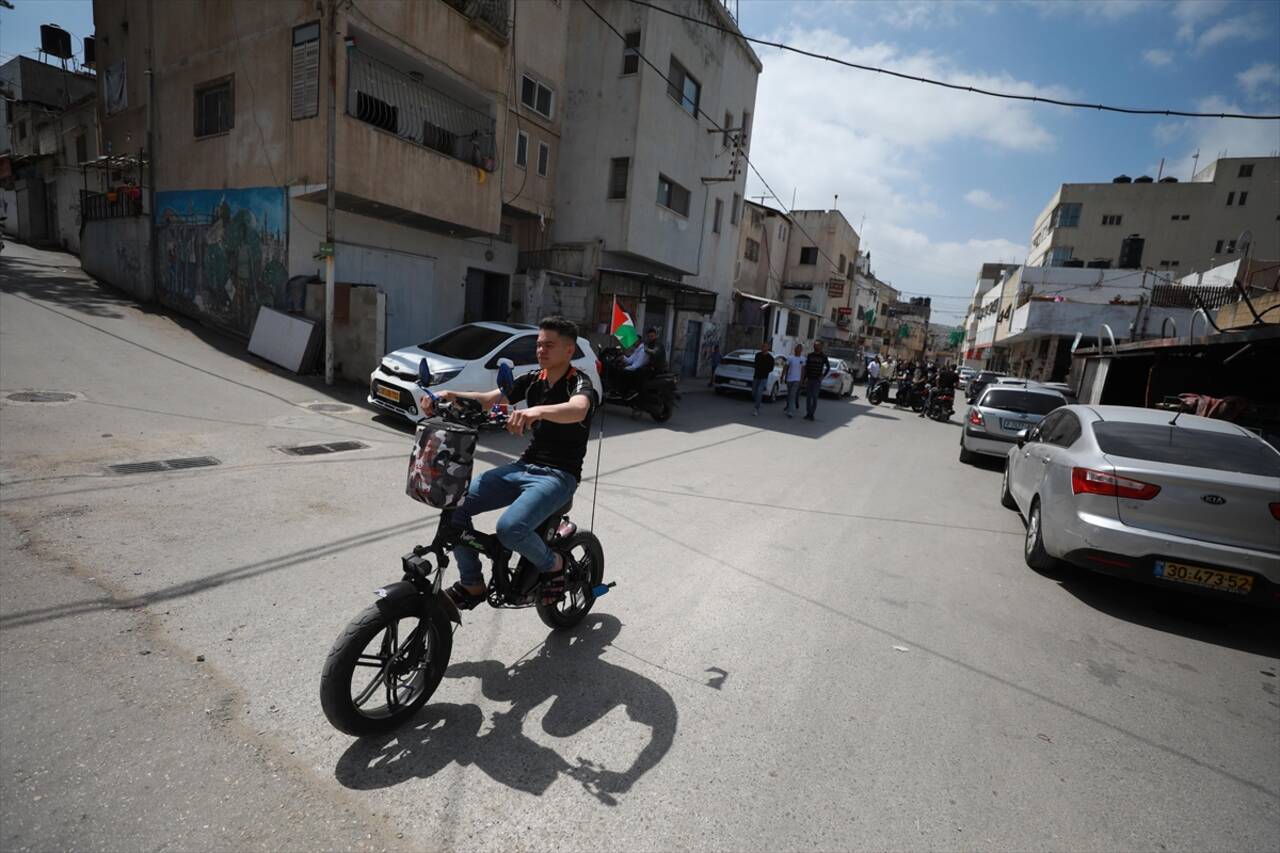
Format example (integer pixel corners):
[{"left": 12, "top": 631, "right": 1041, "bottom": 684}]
[{"left": 155, "top": 187, "right": 288, "bottom": 335}]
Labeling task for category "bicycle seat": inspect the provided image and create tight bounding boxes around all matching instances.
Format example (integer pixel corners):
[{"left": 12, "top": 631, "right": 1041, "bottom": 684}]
[{"left": 536, "top": 499, "right": 573, "bottom": 537}]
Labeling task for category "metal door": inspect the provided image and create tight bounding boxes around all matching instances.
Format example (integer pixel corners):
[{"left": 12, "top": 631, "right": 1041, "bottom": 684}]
[
  {"left": 682, "top": 319, "right": 701, "bottom": 376},
  {"left": 336, "top": 243, "right": 435, "bottom": 353}
]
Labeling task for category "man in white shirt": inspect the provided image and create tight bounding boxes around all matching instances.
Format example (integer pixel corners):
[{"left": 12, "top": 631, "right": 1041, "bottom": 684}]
[
  {"left": 782, "top": 343, "right": 805, "bottom": 418},
  {"left": 623, "top": 343, "right": 649, "bottom": 372},
  {"left": 866, "top": 357, "right": 881, "bottom": 390}
]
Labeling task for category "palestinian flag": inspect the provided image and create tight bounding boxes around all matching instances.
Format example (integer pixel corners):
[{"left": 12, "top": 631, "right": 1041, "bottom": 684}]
[{"left": 611, "top": 298, "right": 639, "bottom": 348}]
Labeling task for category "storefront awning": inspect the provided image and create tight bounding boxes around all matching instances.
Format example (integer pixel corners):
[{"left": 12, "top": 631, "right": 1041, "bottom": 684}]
[{"left": 599, "top": 267, "right": 718, "bottom": 314}]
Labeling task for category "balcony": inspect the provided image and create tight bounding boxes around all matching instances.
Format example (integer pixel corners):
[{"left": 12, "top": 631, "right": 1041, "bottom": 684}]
[
  {"left": 346, "top": 48, "right": 496, "bottom": 171},
  {"left": 441, "top": 0, "right": 510, "bottom": 42}
]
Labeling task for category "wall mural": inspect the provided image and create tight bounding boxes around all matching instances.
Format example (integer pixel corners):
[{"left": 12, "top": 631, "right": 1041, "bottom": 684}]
[{"left": 155, "top": 187, "right": 288, "bottom": 335}]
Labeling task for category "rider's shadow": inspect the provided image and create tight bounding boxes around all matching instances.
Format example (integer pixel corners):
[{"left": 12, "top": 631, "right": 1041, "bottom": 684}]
[{"left": 333, "top": 614, "right": 678, "bottom": 805}]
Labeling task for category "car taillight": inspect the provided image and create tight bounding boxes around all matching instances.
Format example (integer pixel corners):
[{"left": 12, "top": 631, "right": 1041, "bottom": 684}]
[
  {"left": 968, "top": 408, "right": 984, "bottom": 426},
  {"left": 1271, "top": 503, "right": 1280, "bottom": 521},
  {"left": 1071, "top": 467, "right": 1161, "bottom": 500}
]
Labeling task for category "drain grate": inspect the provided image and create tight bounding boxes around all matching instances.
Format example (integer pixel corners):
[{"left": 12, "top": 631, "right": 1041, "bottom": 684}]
[
  {"left": 108, "top": 456, "right": 221, "bottom": 475},
  {"left": 278, "top": 440, "right": 368, "bottom": 457},
  {"left": 8, "top": 391, "right": 77, "bottom": 403}
]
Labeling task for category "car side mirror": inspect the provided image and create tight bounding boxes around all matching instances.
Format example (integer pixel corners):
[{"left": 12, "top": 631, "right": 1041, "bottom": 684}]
[
  {"left": 417, "top": 358, "right": 432, "bottom": 388},
  {"left": 1016, "top": 429, "right": 1029, "bottom": 447},
  {"left": 496, "top": 358, "right": 515, "bottom": 398}
]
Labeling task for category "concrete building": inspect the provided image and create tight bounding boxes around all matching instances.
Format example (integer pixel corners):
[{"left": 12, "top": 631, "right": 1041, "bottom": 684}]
[
  {"left": 849, "top": 251, "right": 899, "bottom": 357},
  {"left": 780, "top": 208, "right": 860, "bottom": 345},
  {"left": 1027, "top": 156, "right": 1279, "bottom": 274},
  {"left": 724, "top": 199, "right": 815, "bottom": 354},
  {"left": 90, "top": 0, "right": 561, "bottom": 365},
  {"left": 961, "top": 262, "right": 1018, "bottom": 367},
  {"left": 534, "top": 0, "right": 761, "bottom": 379},
  {"left": 0, "top": 55, "right": 98, "bottom": 249}
]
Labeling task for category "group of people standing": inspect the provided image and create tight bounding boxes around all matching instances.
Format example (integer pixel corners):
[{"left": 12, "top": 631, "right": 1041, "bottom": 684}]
[{"left": 750, "top": 340, "right": 830, "bottom": 420}]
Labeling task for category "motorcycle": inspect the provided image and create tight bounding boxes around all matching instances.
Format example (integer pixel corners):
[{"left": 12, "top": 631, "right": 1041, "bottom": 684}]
[
  {"left": 867, "top": 376, "right": 893, "bottom": 406},
  {"left": 925, "top": 387, "right": 955, "bottom": 421},
  {"left": 894, "top": 377, "right": 927, "bottom": 412},
  {"left": 319, "top": 359, "right": 611, "bottom": 737},
  {"left": 597, "top": 344, "right": 680, "bottom": 422}
]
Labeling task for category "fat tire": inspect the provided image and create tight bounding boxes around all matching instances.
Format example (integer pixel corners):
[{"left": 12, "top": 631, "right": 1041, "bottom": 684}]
[
  {"left": 537, "top": 531, "right": 605, "bottom": 631},
  {"left": 1023, "top": 500, "right": 1059, "bottom": 572},
  {"left": 320, "top": 595, "right": 451, "bottom": 737}
]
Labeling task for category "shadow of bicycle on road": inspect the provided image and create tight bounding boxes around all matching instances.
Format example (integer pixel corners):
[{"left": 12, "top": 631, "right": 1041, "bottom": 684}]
[{"left": 333, "top": 614, "right": 678, "bottom": 805}]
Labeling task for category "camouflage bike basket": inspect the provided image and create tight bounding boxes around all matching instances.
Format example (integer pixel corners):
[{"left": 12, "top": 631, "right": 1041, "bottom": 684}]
[{"left": 406, "top": 420, "right": 478, "bottom": 508}]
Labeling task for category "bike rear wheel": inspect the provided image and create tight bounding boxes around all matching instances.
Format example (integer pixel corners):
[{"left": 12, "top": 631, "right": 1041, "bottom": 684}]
[
  {"left": 320, "top": 594, "right": 452, "bottom": 737},
  {"left": 537, "top": 530, "right": 605, "bottom": 631}
]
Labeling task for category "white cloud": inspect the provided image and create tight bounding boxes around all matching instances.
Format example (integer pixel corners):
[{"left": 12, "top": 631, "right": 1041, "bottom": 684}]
[
  {"left": 1142, "top": 49, "right": 1174, "bottom": 68},
  {"left": 964, "top": 189, "right": 1005, "bottom": 210},
  {"left": 1172, "top": 0, "right": 1231, "bottom": 42},
  {"left": 743, "top": 28, "right": 1063, "bottom": 318},
  {"left": 1195, "top": 13, "right": 1270, "bottom": 53},
  {"left": 1236, "top": 62, "right": 1280, "bottom": 100},
  {"left": 1158, "top": 95, "right": 1280, "bottom": 180},
  {"left": 1027, "top": 0, "right": 1157, "bottom": 20}
]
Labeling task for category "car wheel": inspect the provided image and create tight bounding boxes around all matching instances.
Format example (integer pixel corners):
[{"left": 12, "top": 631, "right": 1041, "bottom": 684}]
[
  {"left": 958, "top": 437, "right": 978, "bottom": 465},
  {"left": 1023, "top": 499, "right": 1059, "bottom": 573},
  {"left": 1000, "top": 465, "right": 1018, "bottom": 510}
]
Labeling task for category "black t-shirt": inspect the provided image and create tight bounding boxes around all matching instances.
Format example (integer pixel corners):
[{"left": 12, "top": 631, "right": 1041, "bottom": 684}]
[
  {"left": 804, "top": 351, "right": 828, "bottom": 380},
  {"left": 507, "top": 367, "right": 598, "bottom": 480},
  {"left": 753, "top": 351, "right": 775, "bottom": 380}
]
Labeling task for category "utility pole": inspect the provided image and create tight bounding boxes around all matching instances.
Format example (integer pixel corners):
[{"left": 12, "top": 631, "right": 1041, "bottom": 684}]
[{"left": 324, "top": 0, "right": 338, "bottom": 385}]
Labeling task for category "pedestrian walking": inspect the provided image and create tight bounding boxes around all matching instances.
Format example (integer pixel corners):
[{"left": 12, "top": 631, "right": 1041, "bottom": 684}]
[
  {"left": 751, "top": 340, "right": 774, "bottom": 416},
  {"left": 783, "top": 343, "right": 805, "bottom": 418},
  {"left": 803, "top": 341, "right": 827, "bottom": 420},
  {"left": 707, "top": 342, "right": 721, "bottom": 387}
]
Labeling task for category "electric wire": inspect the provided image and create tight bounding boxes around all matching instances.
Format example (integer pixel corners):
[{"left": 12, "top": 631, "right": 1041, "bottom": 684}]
[{"left": 626, "top": 0, "right": 1280, "bottom": 121}]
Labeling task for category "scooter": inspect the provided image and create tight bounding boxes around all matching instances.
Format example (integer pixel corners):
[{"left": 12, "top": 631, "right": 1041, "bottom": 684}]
[{"left": 598, "top": 344, "right": 680, "bottom": 422}]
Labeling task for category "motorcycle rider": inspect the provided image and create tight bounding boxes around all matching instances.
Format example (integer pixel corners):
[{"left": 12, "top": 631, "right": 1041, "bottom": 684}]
[
  {"left": 421, "top": 316, "right": 598, "bottom": 609},
  {"left": 616, "top": 326, "right": 664, "bottom": 398}
]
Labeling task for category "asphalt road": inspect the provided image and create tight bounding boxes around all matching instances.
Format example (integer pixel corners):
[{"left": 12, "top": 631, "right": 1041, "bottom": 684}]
[{"left": 2, "top": 242, "right": 1277, "bottom": 852}]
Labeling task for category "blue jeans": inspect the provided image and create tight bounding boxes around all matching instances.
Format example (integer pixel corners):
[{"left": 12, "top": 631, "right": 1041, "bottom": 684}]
[
  {"left": 785, "top": 380, "right": 801, "bottom": 414},
  {"left": 752, "top": 377, "right": 768, "bottom": 411},
  {"left": 805, "top": 378, "right": 822, "bottom": 417},
  {"left": 449, "top": 461, "right": 577, "bottom": 587}
]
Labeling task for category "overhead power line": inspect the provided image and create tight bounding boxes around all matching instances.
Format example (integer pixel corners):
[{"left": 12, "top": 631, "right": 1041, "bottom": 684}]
[{"left": 626, "top": 0, "right": 1280, "bottom": 121}]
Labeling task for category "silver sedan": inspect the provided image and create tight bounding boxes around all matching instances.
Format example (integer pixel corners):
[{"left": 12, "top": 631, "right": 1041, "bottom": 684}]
[{"left": 1001, "top": 404, "right": 1280, "bottom": 607}]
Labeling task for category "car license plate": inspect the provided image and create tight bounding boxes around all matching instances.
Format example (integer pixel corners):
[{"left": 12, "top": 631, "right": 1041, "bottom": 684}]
[
  {"left": 1153, "top": 560, "right": 1253, "bottom": 595},
  {"left": 730, "top": 380, "right": 749, "bottom": 387},
  {"left": 1001, "top": 419, "right": 1032, "bottom": 431},
  {"left": 375, "top": 384, "right": 401, "bottom": 403}
]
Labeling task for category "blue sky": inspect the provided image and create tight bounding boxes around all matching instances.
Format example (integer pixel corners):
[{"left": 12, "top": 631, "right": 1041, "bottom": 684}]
[
  {"left": 738, "top": 0, "right": 1280, "bottom": 321},
  {"left": 3, "top": 0, "right": 1278, "bottom": 323}
]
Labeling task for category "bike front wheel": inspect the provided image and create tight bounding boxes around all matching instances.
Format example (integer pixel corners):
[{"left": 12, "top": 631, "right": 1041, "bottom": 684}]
[
  {"left": 537, "top": 530, "right": 605, "bottom": 631},
  {"left": 320, "top": 594, "right": 452, "bottom": 737}
]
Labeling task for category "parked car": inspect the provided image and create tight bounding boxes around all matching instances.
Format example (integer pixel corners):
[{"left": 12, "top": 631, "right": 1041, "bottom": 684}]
[
  {"left": 1001, "top": 405, "right": 1280, "bottom": 607},
  {"left": 958, "top": 367, "right": 977, "bottom": 386},
  {"left": 713, "top": 349, "right": 784, "bottom": 401},
  {"left": 966, "top": 370, "right": 1007, "bottom": 402},
  {"left": 826, "top": 347, "right": 866, "bottom": 381},
  {"left": 1034, "top": 381, "right": 1078, "bottom": 404},
  {"left": 821, "top": 358, "right": 856, "bottom": 397},
  {"left": 367, "top": 321, "right": 602, "bottom": 423},
  {"left": 959, "top": 385, "right": 1067, "bottom": 463}
]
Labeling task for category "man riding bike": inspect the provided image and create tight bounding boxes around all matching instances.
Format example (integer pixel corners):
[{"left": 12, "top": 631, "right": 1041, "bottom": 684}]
[{"left": 420, "top": 316, "right": 598, "bottom": 609}]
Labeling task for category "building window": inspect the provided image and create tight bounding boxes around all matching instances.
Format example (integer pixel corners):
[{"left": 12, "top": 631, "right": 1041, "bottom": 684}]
[
  {"left": 712, "top": 198, "right": 723, "bottom": 233},
  {"left": 1101, "top": 214, "right": 1122, "bottom": 226},
  {"left": 1171, "top": 213, "right": 1190, "bottom": 221},
  {"left": 657, "top": 174, "right": 691, "bottom": 216},
  {"left": 778, "top": 223, "right": 786, "bottom": 241},
  {"left": 807, "top": 318, "right": 817, "bottom": 338},
  {"left": 838, "top": 253, "right": 846, "bottom": 273},
  {"left": 793, "top": 295, "right": 812, "bottom": 311},
  {"left": 194, "top": 75, "right": 234, "bottom": 138},
  {"left": 1239, "top": 163, "right": 1254, "bottom": 177},
  {"left": 1048, "top": 246, "right": 1073, "bottom": 266},
  {"left": 730, "top": 193, "right": 741, "bottom": 225},
  {"left": 1158, "top": 260, "right": 1181, "bottom": 268},
  {"left": 608, "top": 157, "right": 629, "bottom": 199},
  {"left": 520, "top": 74, "right": 554, "bottom": 119},
  {"left": 785, "top": 313, "right": 800, "bottom": 336},
  {"left": 1215, "top": 240, "right": 1224, "bottom": 254},
  {"left": 666, "top": 56, "right": 700, "bottom": 116},
  {"left": 744, "top": 238, "right": 760, "bottom": 261},
  {"left": 536, "top": 141, "right": 549, "bottom": 177},
  {"left": 741, "top": 110, "right": 751, "bottom": 144},
  {"left": 1226, "top": 191, "right": 1235, "bottom": 206},
  {"left": 723, "top": 111, "right": 733, "bottom": 148},
  {"left": 291, "top": 21, "right": 321, "bottom": 120},
  {"left": 515, "top": 130, "right": 528, "bottom": 169},
  {"left": 750, "top": 209, "right": 762, "bottom": 229},
  {"left": 74, "top": 133, "right": 87, "bottom": 164},
  {"left": 622, "top": 30, "right": 640, "bottom": 75},
  {"left": 1051, "top": 202, "right": 1081, "bottom": 227},
  {"left": 17, "top": 120, "right": 26, "bottom": 141},
  {"left": 799, "top": 247, "right": 818, "bottom": 265},
  {"left": 1227, "top": 239, "right": 1237, "bottom": 253},
  {"left": 1238, "top": 191, "right": 1248, "bottom": 206}
]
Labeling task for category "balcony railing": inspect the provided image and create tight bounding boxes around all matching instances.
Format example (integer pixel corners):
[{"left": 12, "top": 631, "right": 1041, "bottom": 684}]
[
  {"left": 441, "top": 0, "right": 510, "bottom": 41},
  {"left": 347, "top": 48, "right": 496, "bottom": 170},
  {"left": 81, "top": 189, "right": 144, "bottom": 221}
]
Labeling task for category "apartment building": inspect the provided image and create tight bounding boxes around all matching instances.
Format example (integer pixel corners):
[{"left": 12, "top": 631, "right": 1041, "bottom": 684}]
[
  {"left": 961, "top": 262, "right": 1018, "bottom": 366},
  {"left": 1027, "top": 156, "right": 1279, "bottom": 274},
  {"left": 722, "top": 199, "right": 814, "bottom": 353},
  {"left": 90, "top": 0, "right": 562, "bottom": 356},
  {"left": 779, "top": 208, "right": 860, "bottom": 344},
  {"left": 849, "top": 250, "right": 899, "bottom": 356},
  {"left": 537, "top": 0, "right": 761, "bottom": 378}
]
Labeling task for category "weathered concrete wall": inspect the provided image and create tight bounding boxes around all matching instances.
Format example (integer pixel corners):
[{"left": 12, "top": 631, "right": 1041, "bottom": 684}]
[
  {"left": 304, "top": 282, "right": 382, "bottom": 383},
  {"left": 82, "top": 218, "right": 153, "bottom": 301},
  {"left": 512, "top": 270, "right": 593, "bottom": 327}
]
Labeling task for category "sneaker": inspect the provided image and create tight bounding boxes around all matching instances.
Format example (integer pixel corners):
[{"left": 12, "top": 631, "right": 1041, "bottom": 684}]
[{"left": 752, "top": 409, "right": 759, "bottom": 416}]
